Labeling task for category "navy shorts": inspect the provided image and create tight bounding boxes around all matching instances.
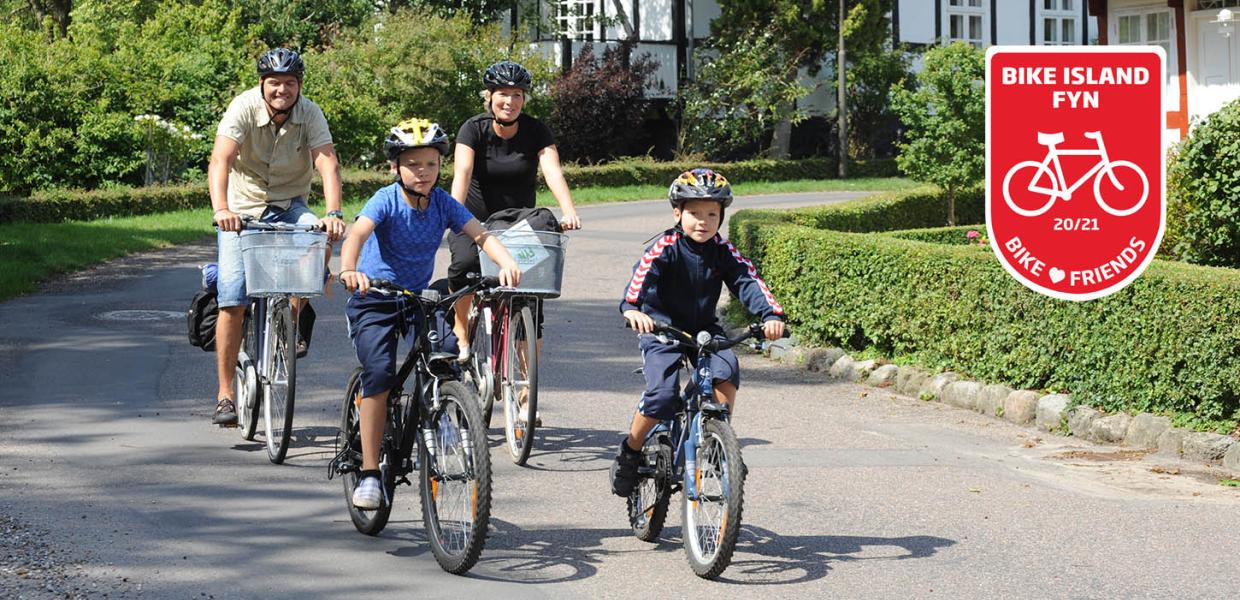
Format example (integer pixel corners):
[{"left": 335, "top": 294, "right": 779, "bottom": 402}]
[
  {"left": 637, "top": 334, "right": 740, "bottom": 421},
  {"left": 346, "top": 293, "right": 458, "bottom": 397}
]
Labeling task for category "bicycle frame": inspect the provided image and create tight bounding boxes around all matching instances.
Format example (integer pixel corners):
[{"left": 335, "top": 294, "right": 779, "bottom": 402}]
[
  {"left": 649, "top": 344, "right": 726, "bottom": 502},
  {"left": 1029, "top": 134, "right": 1123, "bottom": 201},
  {"left": 471, "top": 291, "right": 540, "bottom": 390}
]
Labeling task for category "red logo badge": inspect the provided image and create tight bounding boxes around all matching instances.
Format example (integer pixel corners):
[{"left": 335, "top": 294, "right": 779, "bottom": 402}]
[{"left": 986, "top": 47, "right": 1165, "bottom": 300}]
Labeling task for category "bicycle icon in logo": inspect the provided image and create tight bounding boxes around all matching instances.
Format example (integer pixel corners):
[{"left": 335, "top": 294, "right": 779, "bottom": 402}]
[{"left": 1001, "top": 130, "right": 1149, "bottom": 218}]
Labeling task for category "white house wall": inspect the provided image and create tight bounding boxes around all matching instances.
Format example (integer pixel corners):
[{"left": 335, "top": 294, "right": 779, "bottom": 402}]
[
  {"left": 693, "top": 0, "right": 721, "bottom": 39},
  {"left": 899, "top": 0, "right": 936, "bottom": 44},
  {"left": 641, "top": 0, "right": 675, "bottom": 41}
]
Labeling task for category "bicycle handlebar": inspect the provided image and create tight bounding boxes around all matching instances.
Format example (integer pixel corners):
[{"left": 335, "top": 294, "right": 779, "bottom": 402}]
[
  {"left": 352, "top": 273, "right": 500, "bottom": 309},
  {"left": 213, "top": 216, "right": 325, "bottom": 233},
  {"left": 624, "top": 319, "right": 786, "bottom": 353}
]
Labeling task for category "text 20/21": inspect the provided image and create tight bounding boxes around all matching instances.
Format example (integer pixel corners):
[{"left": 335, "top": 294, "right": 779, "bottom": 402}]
[{"left": 1053, "top": 218, "right": 1099, "bottom": 231}]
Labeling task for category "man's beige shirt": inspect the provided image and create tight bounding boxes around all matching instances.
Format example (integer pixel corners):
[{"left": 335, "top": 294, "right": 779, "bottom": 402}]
[{"left": 216, "top": 86, "right": 333, "bottom": 217}]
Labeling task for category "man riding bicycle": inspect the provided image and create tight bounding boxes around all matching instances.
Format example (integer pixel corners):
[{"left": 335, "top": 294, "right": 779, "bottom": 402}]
[{"left": 208, "top": 47, "right": 346, "bottom": 425}]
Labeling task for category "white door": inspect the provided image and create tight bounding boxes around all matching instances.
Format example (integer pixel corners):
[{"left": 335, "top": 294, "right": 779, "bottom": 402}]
[{"left": 1190, "top": 10, "right": 1240, "bottom": 121}]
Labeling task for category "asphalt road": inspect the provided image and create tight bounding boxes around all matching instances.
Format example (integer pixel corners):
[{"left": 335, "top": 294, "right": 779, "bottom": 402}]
[{"left": 2, "top": 191, "right": 1239, "bottom": 599}]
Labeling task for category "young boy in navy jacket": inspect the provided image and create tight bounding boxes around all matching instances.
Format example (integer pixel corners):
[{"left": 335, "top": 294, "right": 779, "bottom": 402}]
[{"left": 610, "top": 168, "right": 785, "bottom": 496}]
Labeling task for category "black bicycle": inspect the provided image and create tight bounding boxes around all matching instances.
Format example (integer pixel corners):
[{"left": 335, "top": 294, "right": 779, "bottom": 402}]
[
  {"left": 625, "top": 321, "right": 771, "bottom": 579},
  {"left": 328, "top": 275, "right": 497, "bottom": 574}
]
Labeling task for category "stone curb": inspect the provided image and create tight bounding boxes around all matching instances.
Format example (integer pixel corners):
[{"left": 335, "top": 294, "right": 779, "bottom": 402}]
[{"left": 764, "top": 341, "right": 1240, "bottom": 476}]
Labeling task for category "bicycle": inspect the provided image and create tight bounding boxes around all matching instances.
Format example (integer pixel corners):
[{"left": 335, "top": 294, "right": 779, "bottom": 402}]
[
  {"left": 328, "top": 276, "right": 495, "bottom": 574},
  {"left": 464, "top": 227, "right": 567, "bottom": 466},
  {"left": 1001, "top": 130, "right": 1149, "bottom": 218},
  {"left": 230, "top": 220, "right": 327, "bottom": 464},
  {"left": 624, "top": 320, "right": 770, "bottom": 579},
  {"left": 465, "top": 289, "right": 541, "bottom": 465}
]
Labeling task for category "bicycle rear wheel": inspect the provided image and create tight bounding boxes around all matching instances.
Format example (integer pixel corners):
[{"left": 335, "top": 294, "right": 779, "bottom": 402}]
[
  {"left": 627, "top": 432, "right": 671, "bottom": 542},
  {"left": 420, "top": 380, "right": 491, "bottom": 574},
  {"left": 340, "top": 368, "right": 394, "bottom": 535},
  {"left": 263, "top": 300, "right": 297, "bottom": 464},
  {"left": 502, "top": 303, "right": 538, "bottom": 465},
  {"left": 467, "top": 303, "right": 496, "bottom": 427},
  {"left": 683, "top": 418, "right": 745, "bottom": 579},
  {"left": 237, "top": 308, "right": 260, "bottom": 441}
]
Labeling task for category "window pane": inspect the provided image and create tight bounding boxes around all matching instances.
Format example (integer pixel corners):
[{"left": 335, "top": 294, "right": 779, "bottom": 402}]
[
  {"left": 1045, "top": 0, "right": 1053, "bottom": 9},
  {"left": 1157, "top": 13, "right": 1170, "bottom": 41},
  {"left": 970, "top": 0, "right": 982, "bottom": 6},
  {"left": 951, "top": 14, "right": 961, "bottom": 39},
  {"left": 1063, "top": 18, "right": 1075, "bottom": 43},
  {"left": 1118, "top": 16, "right": 1136, "bottom": 44},
  {"left": 1063, "top": 0, "right": 1073, "bottom": 10},
  {"left": 1045, "top": 18, "right": 1058, "bottom": 43},
  {"left": 970, "top": 15, "right": 982, "bottom": 40}
]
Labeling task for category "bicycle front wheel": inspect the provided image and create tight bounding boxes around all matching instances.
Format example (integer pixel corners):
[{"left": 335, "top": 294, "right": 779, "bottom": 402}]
[
  {"left": 340, "top": 368, "right": 394, "bottom": 535},
  {"left": 1094, "top": 160, "right": 1148, "bottom": 217},
  {"left": 420, "top": 381, "right": 492, "bottom": 574},
  {"left": 467, "top": 304, "right": 496, "bottom": 427},
  {"left": 683, "top": 418, "right": 745, "bottom": 579},
  {"left": 502, "top": 303, "right": 538, "bottom": 465},
  {"left": 263, "top": 300, "right": 296, "bottom": 464}
]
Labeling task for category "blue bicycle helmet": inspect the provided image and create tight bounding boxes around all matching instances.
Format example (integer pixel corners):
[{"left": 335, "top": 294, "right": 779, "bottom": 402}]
[{"left": 257, "top": 48, "right": 304, "bottom": 80}]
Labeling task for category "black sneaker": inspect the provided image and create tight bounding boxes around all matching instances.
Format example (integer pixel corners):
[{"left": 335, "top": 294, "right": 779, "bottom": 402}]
[
  {"left": 213, "top": 398, "right": 238, "bottom": 426},
  {"left": 609, "top": 438, "right": 643, "bottom": 497}
]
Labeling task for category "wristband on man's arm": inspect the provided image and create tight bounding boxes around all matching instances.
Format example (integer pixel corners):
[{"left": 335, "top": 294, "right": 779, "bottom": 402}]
[{"left": 325, "top": 210, "right": 344, "bottom": 219}]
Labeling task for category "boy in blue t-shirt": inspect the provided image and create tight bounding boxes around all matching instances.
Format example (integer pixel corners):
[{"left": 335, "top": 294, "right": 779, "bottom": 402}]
[{"left": 338, "top": 118, "right": 520, "bottom": 510}]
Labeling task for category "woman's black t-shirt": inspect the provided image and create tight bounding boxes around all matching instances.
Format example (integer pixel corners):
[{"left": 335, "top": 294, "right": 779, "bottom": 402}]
[{"left": 455, "top": 112, "right": 555, "bottom": 220}]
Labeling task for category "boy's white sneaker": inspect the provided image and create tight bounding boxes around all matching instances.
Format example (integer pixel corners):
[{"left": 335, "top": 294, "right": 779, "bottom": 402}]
[{"left": 352, "top": 476, "right": 382, "bottom": 510}]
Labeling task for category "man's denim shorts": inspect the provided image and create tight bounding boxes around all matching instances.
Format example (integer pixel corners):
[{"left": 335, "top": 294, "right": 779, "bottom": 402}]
[{"left": 216, "top": 198, "right": 318, "bottom": 308}]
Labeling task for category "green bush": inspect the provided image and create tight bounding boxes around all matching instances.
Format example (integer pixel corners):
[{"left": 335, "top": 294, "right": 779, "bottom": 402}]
[
  {"left": 0, "top": 3, "right": 248, "bottom": 194},
  {"left": 730, "top": 189, "right": 1240, "bottom": 421},
  {"left": 1166, "top": 98, "right": 1240, "bottom": 268}
]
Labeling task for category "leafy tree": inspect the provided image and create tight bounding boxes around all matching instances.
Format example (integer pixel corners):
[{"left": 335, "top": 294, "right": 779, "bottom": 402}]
[
  {"left": 548, "top": 43, "right": 656, "bottom": 163},
  {"left": 307, "top": 10, "right": 555, "bottom": 166},
  {"left": 711, "top": 0, "right": 893, "bottom": 158},
  {"left": 235, "top": 0, "right": 378, "bottom": 50},
  {"left": 679, "top": 30, "right": 809, "bottom": 161},
  {"left": 890, "top": 42, "right": 984, "bottom": 226},
  {"left": 846, "top": 48, "right": 911, "bottom": 159}
]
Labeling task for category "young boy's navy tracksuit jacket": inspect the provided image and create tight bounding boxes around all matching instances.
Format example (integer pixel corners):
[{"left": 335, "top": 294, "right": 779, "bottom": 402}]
[{"left": 619, "top": 226, "right": 784, "bottom": 419}]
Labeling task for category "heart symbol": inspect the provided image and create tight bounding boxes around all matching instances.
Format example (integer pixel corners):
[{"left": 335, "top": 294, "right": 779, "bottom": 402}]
[{"left": 1049, "top": 267, "right": 1066, "bottom": 284}]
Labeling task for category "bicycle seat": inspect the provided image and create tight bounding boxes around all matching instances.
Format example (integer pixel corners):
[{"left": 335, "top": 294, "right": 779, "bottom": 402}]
[
  {"left": 1037, "top": 132, "right": 1065, "bottom": 146},
  {"left": 427, "top": 352, "right": 459, "bottom": 377},
  {"left": 1083, "top": 130, "right": 1102, "bottom": 140}
]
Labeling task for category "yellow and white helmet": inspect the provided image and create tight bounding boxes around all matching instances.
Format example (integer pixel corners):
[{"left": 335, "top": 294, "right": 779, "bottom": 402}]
[{"left": 383, "top": 117, "right": 450, "bottom": 160}]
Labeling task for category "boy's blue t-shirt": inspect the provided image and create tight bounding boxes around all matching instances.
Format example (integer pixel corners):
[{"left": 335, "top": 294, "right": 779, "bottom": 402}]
[{"left": 356, "top": 184, "right": 474, "bottom": 292}]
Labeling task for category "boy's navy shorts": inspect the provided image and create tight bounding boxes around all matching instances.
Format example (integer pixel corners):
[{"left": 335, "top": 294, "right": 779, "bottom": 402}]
[
  {"left": 346, "top": 292, "right": 458, "bottom": 397},
  {"left": 637, "top": 334, "right": 740, "bottom": 421}
]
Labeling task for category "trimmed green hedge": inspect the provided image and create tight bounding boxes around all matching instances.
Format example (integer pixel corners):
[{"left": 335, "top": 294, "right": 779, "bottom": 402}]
[
  {"left": 887, "top": 224, "right": 987, "bottom": 246},
  {"left": 730, "top": 189, "right": 1240, "bottom": 421},
  {"left": 0, "top": 157, "right": 897, "bottom": 224}
]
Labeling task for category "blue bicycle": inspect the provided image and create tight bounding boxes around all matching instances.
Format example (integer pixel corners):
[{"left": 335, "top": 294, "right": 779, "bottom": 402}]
[{"left": 625, "top": 321, "right": 767, "bottom": 579}]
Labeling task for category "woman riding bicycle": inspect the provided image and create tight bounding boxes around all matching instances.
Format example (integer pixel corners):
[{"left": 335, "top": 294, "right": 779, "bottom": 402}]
[
  {"left": 447, "top": 60, "right": 582, "bottom": 369},
  {"left": 338, "top": 118, "right": 520, "bottom": 510}
]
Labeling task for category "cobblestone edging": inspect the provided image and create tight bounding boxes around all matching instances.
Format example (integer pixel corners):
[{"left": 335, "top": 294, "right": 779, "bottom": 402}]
[{"left": 764, "top": 338, "right": 1240, "bottom": 475}]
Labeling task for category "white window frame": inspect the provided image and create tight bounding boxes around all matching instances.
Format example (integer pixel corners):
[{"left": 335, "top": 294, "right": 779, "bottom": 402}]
[
  {"left": 1196, "top": 1, "right": 1240, "bottom": 10},
  {"left": 946, "top": 0, "right": 987, "bottom": 47},
  {"left": 558, "top": 0, "right": 601, "bottom": 41},
  {"left": 1040, "top": 0, "right": 1080, "bottom": 46},
  {"left": 1113, "top": 6, "right": 1180, "bottom": 112}
]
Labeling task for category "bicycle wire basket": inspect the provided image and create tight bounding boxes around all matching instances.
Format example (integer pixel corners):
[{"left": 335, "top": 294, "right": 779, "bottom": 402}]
[
  {"left": 478, "top": 228, "right": 568, "bottom": 298},
  {"left": 239, "top": 230, "right": 328, "bottom": 297}
]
